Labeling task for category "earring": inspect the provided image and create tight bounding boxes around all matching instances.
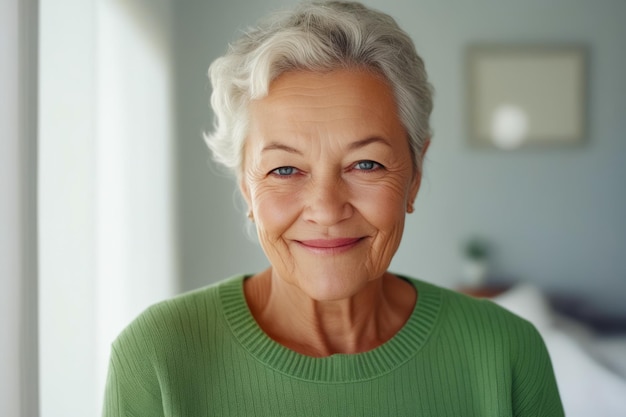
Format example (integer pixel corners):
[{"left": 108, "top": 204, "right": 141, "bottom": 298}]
[
  {"left": 247, "top": 210, "right": 254, "bottom": 222},
  {"left": 407, "top": 202, "right": 415, "bottom": 214}
]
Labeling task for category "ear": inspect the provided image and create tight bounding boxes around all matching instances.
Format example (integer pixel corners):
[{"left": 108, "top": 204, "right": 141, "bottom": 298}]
[{"left": 408, "top": 139, "right": 431, "bottom": 202}]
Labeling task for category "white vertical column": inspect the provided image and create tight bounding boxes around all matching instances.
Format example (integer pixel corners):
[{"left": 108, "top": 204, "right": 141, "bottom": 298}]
[
  {"left": 94, "top": 1, "right": 177, "bottom": 410},
  {"left": 39, "top": 0, "right": 98, "bottom": 416},
  {"left": 39, "top": 1, "right": 177, "bottom": 415}
]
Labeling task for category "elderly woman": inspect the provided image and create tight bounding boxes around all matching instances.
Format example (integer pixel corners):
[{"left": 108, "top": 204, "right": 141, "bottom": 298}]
[{"left": 103, "top": 1, "right": 563, "bottom": 416}]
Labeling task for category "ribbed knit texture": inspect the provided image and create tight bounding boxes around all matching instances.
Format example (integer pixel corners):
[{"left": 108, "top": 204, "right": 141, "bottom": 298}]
[{"left": 103, "top": 275, "right": 564, "bottom": 416}]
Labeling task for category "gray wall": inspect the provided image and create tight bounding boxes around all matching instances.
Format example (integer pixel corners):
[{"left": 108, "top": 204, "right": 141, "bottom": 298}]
[
  {"left": 174, "top": 0, "right": 626, "bottom": 314},
  {"left": 0, "top": 0, "right": 38, "bottom": 415}
]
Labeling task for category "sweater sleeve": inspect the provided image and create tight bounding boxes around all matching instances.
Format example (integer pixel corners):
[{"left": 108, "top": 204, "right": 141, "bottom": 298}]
[
  {"left": 102, "top": 323, "right": 166, "bottom": 417},
  {"left": 511, "top": 321, "right": 564, "bottom": 417}
]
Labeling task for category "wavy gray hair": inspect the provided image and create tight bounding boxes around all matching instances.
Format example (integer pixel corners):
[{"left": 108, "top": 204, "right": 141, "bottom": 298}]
[{"left": 205, "top": 1, "right": 433, "bottom": 176}]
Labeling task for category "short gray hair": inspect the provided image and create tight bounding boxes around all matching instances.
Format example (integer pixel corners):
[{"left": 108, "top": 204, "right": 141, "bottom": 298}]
[{"left": 205, "top": 1, "right": 433, "bottom": 176}]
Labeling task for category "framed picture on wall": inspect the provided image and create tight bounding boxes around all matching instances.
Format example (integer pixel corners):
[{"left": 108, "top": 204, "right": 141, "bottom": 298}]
[{"left": 466, "top": 44, "right": 587, "bottom": 149}]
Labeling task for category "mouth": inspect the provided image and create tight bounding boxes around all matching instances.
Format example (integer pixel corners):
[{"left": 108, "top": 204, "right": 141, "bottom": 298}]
[{"left": 295, "top": 237, "right": 365, "bottom": 254}]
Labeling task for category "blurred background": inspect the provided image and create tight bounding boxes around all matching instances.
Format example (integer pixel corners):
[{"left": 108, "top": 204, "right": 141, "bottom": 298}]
[{"left": 2, "top": 0, "right": 625, "bottom": 416}]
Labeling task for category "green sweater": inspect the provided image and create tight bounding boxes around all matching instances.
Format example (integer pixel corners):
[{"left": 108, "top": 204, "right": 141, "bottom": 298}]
[{"left": 103, "top": 275, "right": 564, "bottom": 416}]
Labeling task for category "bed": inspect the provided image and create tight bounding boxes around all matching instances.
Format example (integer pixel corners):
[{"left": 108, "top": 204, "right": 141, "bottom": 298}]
[{"left": 489, "top": 284, "right": 626, "bottom": 416}]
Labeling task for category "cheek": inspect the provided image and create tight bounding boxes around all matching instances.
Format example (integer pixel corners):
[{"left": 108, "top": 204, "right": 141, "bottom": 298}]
[
  {"left": 352, "top": 179, "right": 409, "bottom": 225},
  {"left": 249, "top": 185, "right": 301, "bottom": 279},
  {"left": 252, "top": 186, "right": 300, "bottom": 237},
  {"left": 364, "top": 197, "right": 406, "bottom": 237},
  {"left": 356, "top": 181, "right": 409, "bottom": 256}
]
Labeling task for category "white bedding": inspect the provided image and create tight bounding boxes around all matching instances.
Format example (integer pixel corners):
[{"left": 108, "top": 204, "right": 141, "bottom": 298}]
[{"left": 492, "top": 284, "right": 626, "bottom": 417}]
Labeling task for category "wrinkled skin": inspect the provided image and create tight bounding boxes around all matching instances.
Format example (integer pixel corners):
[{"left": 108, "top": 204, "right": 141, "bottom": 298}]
[{"left": 240, "top": 69, "right": 427, "bottom": 356}]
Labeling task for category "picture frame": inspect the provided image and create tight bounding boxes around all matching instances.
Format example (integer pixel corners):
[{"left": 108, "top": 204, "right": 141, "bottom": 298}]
[{"left": 466, "top": 44, "right": 587, "bottom": 149}]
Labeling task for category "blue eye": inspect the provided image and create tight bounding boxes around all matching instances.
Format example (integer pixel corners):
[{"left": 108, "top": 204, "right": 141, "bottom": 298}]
[
  {"left": 271, "top": 166, "right": 297, "bottom": 176},
  {"left": 354, "top": 160, "right": 381, "bottom": 171}
]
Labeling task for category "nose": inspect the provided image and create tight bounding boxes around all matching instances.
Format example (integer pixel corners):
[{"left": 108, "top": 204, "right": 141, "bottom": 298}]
[{"left": 302, "top": 174, "right": 353, "bottom": 226}]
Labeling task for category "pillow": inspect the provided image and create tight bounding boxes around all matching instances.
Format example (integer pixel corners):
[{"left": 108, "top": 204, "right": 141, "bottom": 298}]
[{"left": 491, "top": 283, "right": 554, "bottom": 331}]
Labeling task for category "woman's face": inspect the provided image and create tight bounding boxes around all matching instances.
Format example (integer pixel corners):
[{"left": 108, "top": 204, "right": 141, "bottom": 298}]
[{"left": 241, "top": 69, "right": 423, "bottom": 301}]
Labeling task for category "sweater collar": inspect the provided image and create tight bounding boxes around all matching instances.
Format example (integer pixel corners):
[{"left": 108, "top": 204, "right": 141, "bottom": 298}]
[{"left": 219, "top": 274, "right": 442, "bottom": 382}]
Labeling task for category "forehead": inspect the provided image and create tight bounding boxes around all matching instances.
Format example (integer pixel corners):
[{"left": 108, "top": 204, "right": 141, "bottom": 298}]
[
  {"left": 258, "top": 68, "right": 395, "bottom": 107},
  {"left": 248, "top": 69, "right": 406, "bottom": 141}
]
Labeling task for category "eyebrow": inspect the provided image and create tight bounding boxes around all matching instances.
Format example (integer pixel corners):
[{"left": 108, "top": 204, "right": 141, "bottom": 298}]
[
  {"left": 261, "top": 136, "right": 392, "bottom": 155},
  {"left": 261, "top": 142, "right": 303, "bottom": 155},
  {"left": 348, "top": 136, "right": 392, "bottom": 150}
]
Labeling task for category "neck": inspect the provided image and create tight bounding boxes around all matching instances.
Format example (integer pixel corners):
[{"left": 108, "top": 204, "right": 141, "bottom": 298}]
[{"left": 244, "top": 268, "right": 416, "bottom": 357}]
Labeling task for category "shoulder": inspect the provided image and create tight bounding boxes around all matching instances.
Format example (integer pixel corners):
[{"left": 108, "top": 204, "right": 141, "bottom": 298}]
[
  {"left": 443, "top": 285, "right": 545, "bottom": 344},
  {"left": 112, "top": 275, "right": 245, "bottom": 353},
  {"left": 103, "top": 275, "right": 248, "bottom": 414},
  {"left": 398, "top": 276, "right": 564, "bottom": 415},
  {"left": 409, "top": 277, "right": 552, "bottom": 375},
  {"left": 405, "top": 276, "right": 542, "bottom": 347}
]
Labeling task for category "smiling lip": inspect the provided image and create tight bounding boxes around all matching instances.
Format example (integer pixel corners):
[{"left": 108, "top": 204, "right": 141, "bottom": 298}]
[{"left": 295, "top": 238, "right": 364, "bottom": 254}]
